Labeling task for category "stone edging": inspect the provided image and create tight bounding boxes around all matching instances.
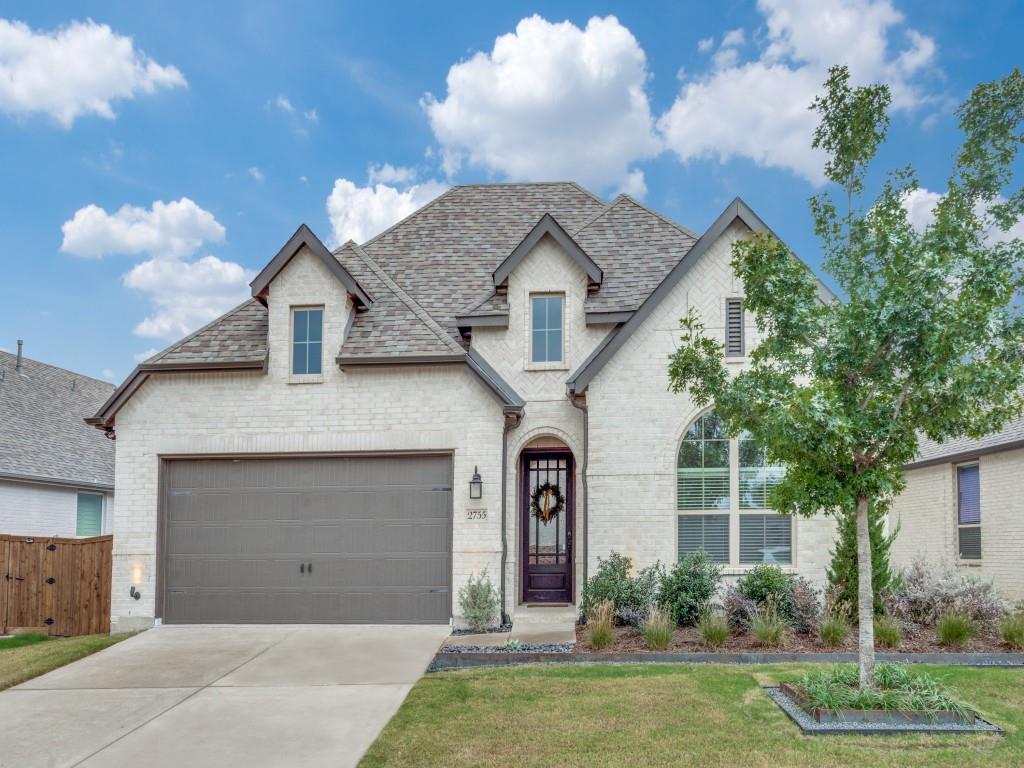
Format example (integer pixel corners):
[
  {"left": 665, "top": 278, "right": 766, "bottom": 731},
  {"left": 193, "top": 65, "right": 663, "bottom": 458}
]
[{"left": 428, "top": 650, "right": 1024, "bottom": 672}]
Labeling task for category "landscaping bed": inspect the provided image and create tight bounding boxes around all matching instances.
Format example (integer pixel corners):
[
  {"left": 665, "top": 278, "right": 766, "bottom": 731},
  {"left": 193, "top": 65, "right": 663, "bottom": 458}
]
[{"left": 573, "top": 622, "right": 1016, "bottom": 654}]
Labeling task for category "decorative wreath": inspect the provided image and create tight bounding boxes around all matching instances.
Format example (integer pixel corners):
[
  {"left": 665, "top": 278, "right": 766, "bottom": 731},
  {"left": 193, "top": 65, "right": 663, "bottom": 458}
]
[{"left": 530, "top": 481, "right": 565, "bottom": 523}]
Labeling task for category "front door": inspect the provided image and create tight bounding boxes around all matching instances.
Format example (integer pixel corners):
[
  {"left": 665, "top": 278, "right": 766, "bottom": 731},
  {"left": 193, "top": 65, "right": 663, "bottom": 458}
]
[{"left": 521, "top": 450, "right": 574, "bottom": 603}]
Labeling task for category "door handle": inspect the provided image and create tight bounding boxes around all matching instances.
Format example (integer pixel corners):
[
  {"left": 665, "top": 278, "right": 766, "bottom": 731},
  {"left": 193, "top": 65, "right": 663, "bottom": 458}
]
[
  {"left": 300, "top": 563, "right": 305, "bottom": 574},
  {"left": 307, "top": 562, "right": 313, "bottom": 574}
]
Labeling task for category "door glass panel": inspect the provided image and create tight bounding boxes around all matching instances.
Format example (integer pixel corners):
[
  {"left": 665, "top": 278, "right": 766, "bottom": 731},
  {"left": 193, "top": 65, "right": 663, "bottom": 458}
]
[{"left": 527, "top": 458, "right": 567, "bottom": 564}]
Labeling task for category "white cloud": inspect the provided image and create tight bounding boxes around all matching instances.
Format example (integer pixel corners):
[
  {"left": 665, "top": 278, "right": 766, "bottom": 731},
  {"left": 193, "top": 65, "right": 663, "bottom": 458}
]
[
  {"left": 423, "top": 14, "right": 660, "bottom": 194},
  {"left": 60, "top": 197, "right": 225, "bottom": 259},
  {"left": 697, "top": 37, "right": 714, "bottom": 53},
  {"left": 0, "top": 18, "right": 186, "bottom": 127},
  {"left": 326, "top": 178, "right": 448, "bottom": 244},
  {"left": 101, "top": 368, "right": 115, "bottom": 381},
  {"left": 368, "top": 163, "right": 417, "bottom": 186},
  {"left": 721, "top": 28, "right": 745, "bottom": 48},
  {"left": 275, "top": 94, "right": 294, "bottom": 112},
  {"left": 299, "top": 175, "right": 309, "bottom": 184},
  {"left": 123, "top": 254, "right": 255, "bottom": 339},
  {"left": 304, "top": 108, "right": 318, "bottom": 123},
  {"left": 903, "top": 187, "right": 1024, "bottom": 244},
  {"left": 61, "top": 198, "right": 252, "bottom": 341},
  {"left": 659, "top": 0, "right": 938, "bottom": 184},
  {"left": 247, "top": 166, "right": 264, "bottom": 182},
  {"left": 133, "top": 348, "right": 160, "bottom": 363}
]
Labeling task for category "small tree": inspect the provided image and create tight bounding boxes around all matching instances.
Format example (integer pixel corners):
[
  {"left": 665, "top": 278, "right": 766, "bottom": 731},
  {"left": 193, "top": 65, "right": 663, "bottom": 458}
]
[
  {"left": 826, "top": 502, "right": 899, "bottom": 617},
  {"left": 668, "top": 66, "right": 1024, "bottom": 689}
]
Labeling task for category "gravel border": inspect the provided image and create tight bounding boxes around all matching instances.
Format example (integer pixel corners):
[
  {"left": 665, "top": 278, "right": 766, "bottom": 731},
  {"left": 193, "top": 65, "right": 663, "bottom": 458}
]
[
  {"left": 441, "top": 642, "right": 574, "bottom": 654},
  {"left": 429, "top": 650, "right": 1024, "bottom": 672},
  {"left": 765, "top": 686, "right": 1004, "bottom": 735}
]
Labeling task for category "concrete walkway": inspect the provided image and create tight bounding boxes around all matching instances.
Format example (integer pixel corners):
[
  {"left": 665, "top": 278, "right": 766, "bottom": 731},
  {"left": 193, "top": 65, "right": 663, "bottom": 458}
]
[{"left": 0, "top": 624, "right": 449, "bottom": 768}]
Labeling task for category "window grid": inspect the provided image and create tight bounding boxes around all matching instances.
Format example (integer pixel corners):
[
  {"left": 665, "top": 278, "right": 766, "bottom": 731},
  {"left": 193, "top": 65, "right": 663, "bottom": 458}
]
[
  {"left": 957, "top": 464, "right": 981, "bottom": 560},
  {"left": 677, "top": 411, "right": 791, "bottom": 565},
  {"left": 530, "top": 295, "right": 564, "bottom": 363},
  {"left": 292, "top": 308, "right": 323, "bottom": 375}
]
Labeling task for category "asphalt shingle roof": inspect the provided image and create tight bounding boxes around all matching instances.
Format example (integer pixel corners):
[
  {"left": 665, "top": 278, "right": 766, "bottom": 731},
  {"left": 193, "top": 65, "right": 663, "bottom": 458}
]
[
  {"left": 0, "top": 350, "right": 115, "bottom": 487},
  {"left": 144, "top": 181, "right": 701, "bottom": 364},
  {"left": 914, "top": 415, "right": 1024, "bottom": 464}
]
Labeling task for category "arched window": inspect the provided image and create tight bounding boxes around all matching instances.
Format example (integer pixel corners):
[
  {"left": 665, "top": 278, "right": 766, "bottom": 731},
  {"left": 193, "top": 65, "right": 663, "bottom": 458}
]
[{"left": 677, "top": 412, "right": 790, "bottom": 565}]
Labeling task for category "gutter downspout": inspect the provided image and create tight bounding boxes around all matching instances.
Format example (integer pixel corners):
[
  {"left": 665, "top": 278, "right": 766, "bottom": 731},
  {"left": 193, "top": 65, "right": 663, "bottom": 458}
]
[
  {"left": 570, "top": 392, "right": 589, "bottom": 602},
  {"left": 500, "top": 412, "right": 521, "bottom": 626}
]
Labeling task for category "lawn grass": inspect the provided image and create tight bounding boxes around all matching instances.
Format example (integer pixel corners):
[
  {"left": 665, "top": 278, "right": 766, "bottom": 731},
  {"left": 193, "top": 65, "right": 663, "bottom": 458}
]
[
  {"left": 360, "top": 663, "right": 1023, "bottom": 768},
  {"left": 0, "top": 633, "right": 130, "bottom": 691}
]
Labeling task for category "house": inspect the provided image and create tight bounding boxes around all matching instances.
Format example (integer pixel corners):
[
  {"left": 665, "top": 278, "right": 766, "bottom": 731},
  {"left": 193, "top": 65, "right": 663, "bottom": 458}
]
[
  {"left": 89, "top": 182, "right": 841, "bottom": 633},
  {"left": 1, "top": 343, "right": 115, "bottom": 538},
  {"left": 890, "top": 415, "right": 1024, "bottom": 602}
]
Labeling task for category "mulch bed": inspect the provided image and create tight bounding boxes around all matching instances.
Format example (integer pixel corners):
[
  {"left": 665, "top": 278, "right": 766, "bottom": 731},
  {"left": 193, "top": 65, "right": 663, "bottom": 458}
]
[{"left": 574, "top": 623, "right": 1015, "bottom": 654}]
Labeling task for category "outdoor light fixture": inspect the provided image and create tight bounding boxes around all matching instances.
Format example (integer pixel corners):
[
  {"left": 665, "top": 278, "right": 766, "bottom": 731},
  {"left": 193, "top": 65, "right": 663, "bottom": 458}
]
[
  {"left": 469, "top": 466, "right": 483, "bottom": 500},
  {"left": 129, "top": 585, "right": 141, "bottom": 601}
]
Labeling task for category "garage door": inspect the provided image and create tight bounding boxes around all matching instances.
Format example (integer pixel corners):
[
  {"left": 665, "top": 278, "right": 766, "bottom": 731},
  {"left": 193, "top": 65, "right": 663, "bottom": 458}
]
[{"left": 160, "top": 455, "right": 452, "bottom": 624}]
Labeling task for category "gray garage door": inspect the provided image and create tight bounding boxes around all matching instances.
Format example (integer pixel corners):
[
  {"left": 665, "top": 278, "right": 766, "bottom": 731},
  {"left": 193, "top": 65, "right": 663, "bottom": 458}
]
[{"left": 160, "top": 455, "right": 452, "bottom": 624}]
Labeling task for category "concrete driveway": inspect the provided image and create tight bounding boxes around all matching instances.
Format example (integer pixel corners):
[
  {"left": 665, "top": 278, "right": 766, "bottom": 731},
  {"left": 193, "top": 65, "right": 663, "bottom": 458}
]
[{"left": 0, "top": 624, "right": 449, "bottom": 768}]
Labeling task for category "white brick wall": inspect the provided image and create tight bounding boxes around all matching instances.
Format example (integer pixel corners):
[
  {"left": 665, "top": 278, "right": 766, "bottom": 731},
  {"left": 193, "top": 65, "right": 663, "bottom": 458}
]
[
  {"left": 0, "top": 479, "right": 112, "bottom": 538},
  {"left": 891, "top": 449, "right": 1024, "bottom": 601}
]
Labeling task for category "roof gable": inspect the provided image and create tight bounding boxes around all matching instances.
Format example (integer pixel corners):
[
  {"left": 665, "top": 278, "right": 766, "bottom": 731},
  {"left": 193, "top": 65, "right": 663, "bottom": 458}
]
[
  {"left": 250, "top": 224, "right": 372, "bottom": 308},
  {"left": 567, "top": 197, "right": 835, "bottom": 393},
  {"left": 493, "top": 213, "right": 602, "bottom": 287}
]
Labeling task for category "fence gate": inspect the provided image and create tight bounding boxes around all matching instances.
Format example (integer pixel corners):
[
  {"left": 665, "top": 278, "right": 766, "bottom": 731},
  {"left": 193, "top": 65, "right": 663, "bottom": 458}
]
[{"left": 0, "top": 534, "right": 112, "bottom": 636}]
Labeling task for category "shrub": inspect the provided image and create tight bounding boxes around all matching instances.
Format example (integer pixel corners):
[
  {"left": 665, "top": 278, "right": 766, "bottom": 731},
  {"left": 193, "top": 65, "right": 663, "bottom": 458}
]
[
  {"left": 658, "top": 551, "right": 722, "bottom": 626},
  {"left": 791, "top": 664, "right": 968, "bottom": 717},
  {"left": 698, "top": 610, "right": 730, "bottom": 648},
  {"left": 874, "top": 615, "right": 904, "bottom": 649},
  {"left": 1001, "top": 612, "right": 1024, "bottom": 650},
  {"left": 737, "top": 564, "right": 791, "bottom": 605},
  {"left": 503, "top": 638, "right": 523, "bottom": 652},
  {"left": 723, "top": 584, "right": 759, "bottom": 632},
  {"left": 826, "top": 502, "right": 899, "bottom": 617},
  {"left": 936, "top": 611, "right": 975, "bottom": 648},
  {"left": 643, "top": 606, "right": 674, "bottom": 651},
  {"left": 788, "top": 576, "right": 822, "bottom": 635},
  {"left": 751, "top": 597, "right": 786, "bottom": 647},
  {"left": 885, "top": 558, "right": 1006, "bottom": 627},
  {"left": 588, "top": 599, "right": 615, "bottom": 649},
  {"left": 581, "top": 552, "right": 663, "bottom": 626},
  {"left": 458, "top": 570, "right": 499, "bottom": 633},
  {"left": 818, "top": 610, "right": 849, "bottom": 647}
]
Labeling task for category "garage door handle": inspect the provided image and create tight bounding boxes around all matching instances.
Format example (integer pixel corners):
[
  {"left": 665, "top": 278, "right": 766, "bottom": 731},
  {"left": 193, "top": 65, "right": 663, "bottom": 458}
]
[
  {"left": 429, "top": 588, "right": 449, "bottom": 593},
  {"left": 307, "top": 562, "right": 313, "bottom": 573},
  {"left": 300, "top": 563, "right": 305, "bottom": 574}
]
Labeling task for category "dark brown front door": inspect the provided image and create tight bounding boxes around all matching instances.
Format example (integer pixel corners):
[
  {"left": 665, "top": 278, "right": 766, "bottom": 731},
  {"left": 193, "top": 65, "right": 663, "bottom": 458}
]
[{"left": 521, "top": 450, "right": 574, "bottom": 603}]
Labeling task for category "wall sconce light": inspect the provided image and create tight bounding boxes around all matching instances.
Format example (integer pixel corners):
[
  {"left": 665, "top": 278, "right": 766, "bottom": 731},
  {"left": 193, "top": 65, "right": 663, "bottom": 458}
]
[
  {"left": 469, "top": 466, "right": 483, "bottom": 500},
  {"left": 129, "top": 585, "right": 142, "bottom": 601}
]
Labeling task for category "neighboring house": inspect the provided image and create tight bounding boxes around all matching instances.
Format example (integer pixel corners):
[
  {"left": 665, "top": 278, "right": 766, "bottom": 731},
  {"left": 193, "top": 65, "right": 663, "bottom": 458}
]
[
  {"left": 890, "top": 416, "right": 1024, "bottom": 602},
  {"left": 89, "top": 182, "right": 839, "bottom": 632},
  {"left": 0, "top": 344, "right": 115, "bottom": 538}
]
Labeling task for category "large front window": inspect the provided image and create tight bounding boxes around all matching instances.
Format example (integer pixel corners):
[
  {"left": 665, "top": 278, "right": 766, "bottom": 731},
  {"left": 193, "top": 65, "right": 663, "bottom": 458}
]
[
  {"left": 677, "top": 411, "right": 791, "bottom": 565},
  {"left": 530, "top": 295, "right": 564, "bottom": 363}
]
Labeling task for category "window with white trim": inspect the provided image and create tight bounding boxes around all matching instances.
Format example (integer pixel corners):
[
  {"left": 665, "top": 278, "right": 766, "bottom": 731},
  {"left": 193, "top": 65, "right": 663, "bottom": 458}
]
[
  {"left": 957, "top": 464, "right": 981, "bottom": 560},
  {"left": 291, "top": 307, "right": 323, "bottom": 375},
  {"left": 530, "top": 294, "right": 564, "bottom": 363},
  {"left": 677, "top": 411, "right": 791, "bottom": 565},
  {"left": 76, "top": 492, "right": 103, "bottom": 537}
]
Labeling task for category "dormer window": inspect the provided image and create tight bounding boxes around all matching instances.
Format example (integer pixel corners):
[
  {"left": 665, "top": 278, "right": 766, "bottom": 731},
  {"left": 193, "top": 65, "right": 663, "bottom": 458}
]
[
  {"left": 292, "top": 307, "right": 323, "bottom": 375},
  {"left": 531, "top": 294, "right": 564, "bottom": 363}
]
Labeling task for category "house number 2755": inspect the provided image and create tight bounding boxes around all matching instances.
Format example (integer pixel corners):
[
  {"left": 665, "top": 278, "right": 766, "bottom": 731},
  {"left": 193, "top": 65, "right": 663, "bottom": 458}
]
[{"left": 466, "top": 509, "right": 487, "bottom": 520}]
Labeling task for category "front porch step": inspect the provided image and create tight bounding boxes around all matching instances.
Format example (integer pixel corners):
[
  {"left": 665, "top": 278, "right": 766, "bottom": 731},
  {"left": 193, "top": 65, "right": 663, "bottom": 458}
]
[{"left": 511, "top": 604, "right": 578, "bottom": 627}]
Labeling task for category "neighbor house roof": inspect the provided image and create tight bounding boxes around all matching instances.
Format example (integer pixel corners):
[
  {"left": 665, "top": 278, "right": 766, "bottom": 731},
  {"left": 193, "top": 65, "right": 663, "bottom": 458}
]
[
  {"left": 909, "top": 414, "right": 1024, "bottom": 468},
  {"left": 0, "top": 350, "right": 115, "bottom": 490}
]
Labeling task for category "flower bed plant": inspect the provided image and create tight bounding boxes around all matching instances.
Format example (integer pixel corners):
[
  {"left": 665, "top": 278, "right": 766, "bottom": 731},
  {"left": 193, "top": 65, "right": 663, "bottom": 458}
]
[{"left": 781, "top": 664, "right": 974, "bottom": 724}]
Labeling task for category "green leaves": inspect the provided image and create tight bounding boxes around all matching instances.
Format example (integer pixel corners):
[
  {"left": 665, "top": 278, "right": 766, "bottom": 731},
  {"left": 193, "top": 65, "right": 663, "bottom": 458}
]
[{"left": 667, "top": 66, "right": 1024, "bottom": 524}]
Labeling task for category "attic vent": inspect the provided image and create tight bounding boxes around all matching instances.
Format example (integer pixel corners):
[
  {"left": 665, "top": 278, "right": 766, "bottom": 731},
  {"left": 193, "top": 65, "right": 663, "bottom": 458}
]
[{"left": 725, "top": 298, "right": 744, "bottom": 357}]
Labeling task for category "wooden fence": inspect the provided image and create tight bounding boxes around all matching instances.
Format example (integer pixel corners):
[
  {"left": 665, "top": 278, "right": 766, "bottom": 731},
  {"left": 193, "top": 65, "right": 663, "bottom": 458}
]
[{"left": 0, "top": 534, "right": 112, "bottom": 636}]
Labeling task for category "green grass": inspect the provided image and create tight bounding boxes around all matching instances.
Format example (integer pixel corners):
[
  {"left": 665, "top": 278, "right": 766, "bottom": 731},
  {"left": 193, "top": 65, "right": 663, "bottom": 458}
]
[
  {"left": 0, "top": 633, "right": 129, "bottom": 691},
  {"left": 360, "top": 663, "right": 1022, "bottom": 768},
  {"left": 791, "top": 664, "right": 969, "bottom": 718}
]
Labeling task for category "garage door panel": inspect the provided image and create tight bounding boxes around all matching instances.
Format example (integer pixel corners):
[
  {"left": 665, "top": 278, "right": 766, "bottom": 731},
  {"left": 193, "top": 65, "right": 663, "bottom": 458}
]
[{"left": 162, "top": 455, "right": 452, "bottom": 624}]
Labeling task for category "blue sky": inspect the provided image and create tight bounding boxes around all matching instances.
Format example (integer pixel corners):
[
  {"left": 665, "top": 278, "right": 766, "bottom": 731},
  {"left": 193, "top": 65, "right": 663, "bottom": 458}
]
[{"left": 1, "top": 0, "right": 1021, "bottom": 383}]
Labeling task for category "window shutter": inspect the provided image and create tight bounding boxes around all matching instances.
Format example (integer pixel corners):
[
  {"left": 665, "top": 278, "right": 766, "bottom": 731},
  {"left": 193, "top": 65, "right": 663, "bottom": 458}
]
[
  {"left": 725, "top": 298, "right": 744, "bottom": 356},
  {"left": 739, "top": 514, "right": 792, "bottom": 564},
  {"left": 678, "top": 514, "right": 729, "bottom": 563}
]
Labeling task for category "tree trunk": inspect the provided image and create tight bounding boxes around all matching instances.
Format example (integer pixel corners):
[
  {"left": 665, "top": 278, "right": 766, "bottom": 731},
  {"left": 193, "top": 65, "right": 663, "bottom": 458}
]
[{"left": 855, "top": 495, "right": 876, "bottom": 689}]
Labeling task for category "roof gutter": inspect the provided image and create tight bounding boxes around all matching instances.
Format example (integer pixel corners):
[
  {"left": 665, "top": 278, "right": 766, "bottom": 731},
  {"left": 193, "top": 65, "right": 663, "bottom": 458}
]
[{"left": 0, "top": 471, "right": 113, "bottom": 493}]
